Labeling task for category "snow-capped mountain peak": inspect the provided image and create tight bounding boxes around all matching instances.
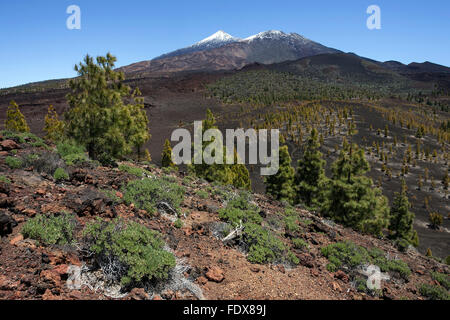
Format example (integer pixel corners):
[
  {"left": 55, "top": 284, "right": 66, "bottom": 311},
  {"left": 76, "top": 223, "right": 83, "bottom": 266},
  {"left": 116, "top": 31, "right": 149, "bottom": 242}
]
[
  {"left": 195, "top": 30, "right": 240, "bottom": 46},
  {"left": 244, "top": 30, "right": 286, "bottom": 41}
]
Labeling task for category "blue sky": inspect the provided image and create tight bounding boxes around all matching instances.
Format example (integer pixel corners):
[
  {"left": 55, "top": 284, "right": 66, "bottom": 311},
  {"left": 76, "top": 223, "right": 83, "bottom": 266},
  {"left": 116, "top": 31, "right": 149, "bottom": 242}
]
[{"left": 0, "top": 0, "right": 449, "bottom": 88}]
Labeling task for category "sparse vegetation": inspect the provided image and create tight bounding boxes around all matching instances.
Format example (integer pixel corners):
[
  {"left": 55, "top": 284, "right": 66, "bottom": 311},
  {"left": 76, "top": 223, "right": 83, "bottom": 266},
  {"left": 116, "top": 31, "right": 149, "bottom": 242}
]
[
  {"left": 122, "top": 177, "right": 185, "bottom": 215},
  {"left": 21, "top": 213, "right": 77, "bottom": 246},
  {"left": 5, "top": 156, "right": 23, "bottom": 169},
  {"left": 53, "top": 167, "right": 69, "bottom": 181},
  {"left": 82, "top": 218, "right": 176, "bottom": 286}
]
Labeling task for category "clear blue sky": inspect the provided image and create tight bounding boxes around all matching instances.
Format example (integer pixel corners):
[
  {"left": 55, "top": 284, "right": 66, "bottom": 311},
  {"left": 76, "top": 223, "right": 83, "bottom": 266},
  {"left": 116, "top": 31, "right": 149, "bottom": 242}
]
[{"left": 0, "top": 0, "right": 449, "bottom": 88}]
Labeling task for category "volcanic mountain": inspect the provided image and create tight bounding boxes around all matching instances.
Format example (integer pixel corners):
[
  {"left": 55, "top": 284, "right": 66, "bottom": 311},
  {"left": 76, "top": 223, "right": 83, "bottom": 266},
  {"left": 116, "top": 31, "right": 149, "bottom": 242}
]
[{"left": 120, "top": 30, "right": 340, "bottom": 76}]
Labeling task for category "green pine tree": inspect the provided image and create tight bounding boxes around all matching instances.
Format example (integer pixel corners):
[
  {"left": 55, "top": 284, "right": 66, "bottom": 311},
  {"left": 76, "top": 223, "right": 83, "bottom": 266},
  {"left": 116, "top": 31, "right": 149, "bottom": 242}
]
[
  {"left": 295, "top": 128, "right": 328, "bottom": 208},
  {"left": 5, "top": 100, "right": 30, "bottom": 133},
  {"left": 264, "top": 145, "right": 295, "bottom": 203},
  {"left": 65, "top": 53, "right": 149, "bottom": 163},
  {"left": 389, "top": 180, "right": 419, "bottom": 247},
  {"left": 322, "top": 142, "right": 390, "bottom": 236},
  {"left": 190, "top": 109, "right": 251, "bottom": 190},
  {"left": 161, "top": 139, "right": 175, "bottom": 167},
  {"left": 43, "top": 105, "right": 65, "bottom": 142}
]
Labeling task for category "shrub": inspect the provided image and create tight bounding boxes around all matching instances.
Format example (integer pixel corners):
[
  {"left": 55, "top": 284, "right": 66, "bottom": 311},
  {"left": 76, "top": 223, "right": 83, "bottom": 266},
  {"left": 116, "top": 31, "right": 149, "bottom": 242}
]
[
  {"left": 21, "top": 213, "right": 77, "bottom": 246},
  {"left": 1, "top": 130, "right": 46, "bottom": 147},
  {"left": 100, "top": 188, "right": 122, "bottom": 204},
  {"left": 321, "top": 241, "right": 411, "bottom": 280},
  {"left": 218, "top": 192, "right": 262, "bottom": 227},
  {"left": 118, "top": 164, "right": 150, "bottom": 177},
  {"left": 431, "top": 272, "right": 450, "bottom": 290},
  {"left": 429, "top": 212, "right": 443, "bottom": 229},
  {"left": 173, "top": 219, "right": 183, "bottom": 229},
  {"left": 28, "top": 151, "right": 65, "bottom": 175},
  {"left": 196, "top": 190, "right": 209, "bottom": 199},
  {"left": 0, "top": 175, "right": 11, "bottom": 184},
  {"left": 292, "top": 238, "right": 309, "bottom": 250},
  {"left": 218, "top": 191, "right": 292, "bottom": 265},
  {"left": 419, "top": 283, "right": 449, "bottom": 300},
  {"left": 82, "top": 218, "right": 176, "bottom": 286},
  {"left": 284, "top": 208, "right": 300, "bottom": 233},
  {"left": 122, "top": 177, "right": 185, "bottom": 215},
  {"left": 53, "top": 167, "right": 69, "bottom": 181},
  {"left": 56, "top": 139, "right": 87, "bottom": 165},
  {"left": 244, "top": 222, "right": 287, "bottom": 264},
  {"left": 5, "top": 156, "right": 23, "bottom": 169}
]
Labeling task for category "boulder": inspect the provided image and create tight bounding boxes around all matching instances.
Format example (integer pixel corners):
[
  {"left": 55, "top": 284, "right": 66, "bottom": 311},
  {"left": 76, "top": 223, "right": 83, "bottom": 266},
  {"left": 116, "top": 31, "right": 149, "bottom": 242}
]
[
  {"left": 0, "top": 212, "right": 17, "bottom": 236},
  {"left": 205, "top": 266, "right": 225, "bottom": 283},
  {"left": 1, "top": 140, "right": 19, "bottom": 151}
]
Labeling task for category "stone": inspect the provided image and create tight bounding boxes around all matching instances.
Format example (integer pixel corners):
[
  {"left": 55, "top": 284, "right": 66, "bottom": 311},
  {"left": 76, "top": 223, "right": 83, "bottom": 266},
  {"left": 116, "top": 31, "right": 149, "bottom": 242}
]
[
  {"left": 334, "top": 270, "right": 349, "bottom": 283},
  {"left": 161, "top": 289, "right": 174, "bottom": 300},
  {"left": 298, "top": 253, "right": 315, "bottom": 268},
  {"left": 10, "top": 233, "right": 23, "bottom": 246},
  {"left": 196, "top": 276, "right": 208, "bottom": 285},
  {"left": 0, "top": 212, "right": 17, "bottom": 236},
  {"left": 331, "top": 281, "right": 342, "bottom": 292},
  {"left": 40, "top": 269, "right": 61, "bottom": 287},
  {"left": 128, "top": 288, "right": 150, "bottom": 300},
  {"left": 42, "top": 289, "right": 61, "bottom": 300},
  {"left": 22, "top": 208, "right": 37, "bottom": 217},
  {"left": 250, "top": 266, "right": 261, "bottom": 273},
  {"left": 1, "top": 140, "right": 19, "bottom": 151},
  {"left": 205, "top": 266, "right": 225, "bottom": 283}
]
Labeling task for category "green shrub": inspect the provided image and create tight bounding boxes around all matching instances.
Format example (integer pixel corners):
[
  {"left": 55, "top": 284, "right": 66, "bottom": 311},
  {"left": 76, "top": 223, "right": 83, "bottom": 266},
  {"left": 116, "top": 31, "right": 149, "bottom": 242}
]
[
  {"left": 118, "top": 164, "right": 150, "bottom": 177},
  {"left": 174, "top": 219, "right": 183, "bottom": 229},
  {"left": 196, "top": 190, "right": 209, "bottom": 199},
  {"left": 244, "top": 222, "right": 287, "bottom": 264},
  {"left": 5, "top": 156, "right": 23, "bottom": 169},
  {"left": 431, "top": 272, "right": 450, "bottom": 290},
  {"left": 122, "top": 177, "right": 185, "bottom": 214},
  {"left": 292, "top": 238, "right": 309, "bottom": 250},
  {"left": 1, "top": 131, "right": 47, "bottom": 148},
  {"left": 218, "top": 192, "right": 262, "bottom": 227},
  {"left": 419, "top": 283, "right": 449, "bottom": 300},
  {"left": 0, "top": 175, "right": 11, "bottom": 184},
  {"left": 53, "top": 167, "right": 69, "bottom": 181},
  {"left": 56, "top": 139, "right": 87, "bottom": 165},
  {"left": 83, "top": 218, "right": 176, "bottom": 286},
  {"left": 284, "top": 214, "right": 300, "bottom": 233},
  {"left": 218, "top": 191, "right": 292, "bottom": 265},
  {"left": 100, "top": 188, "right": 122, "bottom": 204},
  {"left": 446, "top": 256, "right": 450, "bottom": 265},
  {"left": 321, "top": 241, "right": 411, "bottom": 280},
  {"left": 21, "top": 213, "right": 76, "bottom": 246}
]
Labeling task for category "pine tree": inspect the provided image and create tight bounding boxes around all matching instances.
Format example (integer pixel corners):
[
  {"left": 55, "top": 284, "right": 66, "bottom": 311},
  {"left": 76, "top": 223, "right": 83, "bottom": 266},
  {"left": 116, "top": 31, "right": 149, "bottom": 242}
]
[
  {"left": 442, "top": 170, "right": 449, "bottom": 190},
  {"left": 264, "top": 145, "right": 295, "bottom": 203},
  {"left": 5, "top": 100, "right": 30, "bottom": 133},
  {"left": 389, "top": 180, "right": 419, "bottom": 246},
  {"left": 65, "top": 53, "right": 149, "bottom": 163},
  {"left": 144, "top": 149, "right": 152, "bottom": 162},
  {"left": 295, "top": 128, "right": 328, "bottom": 207},
  {"left": 322, "top": 143, "right": 390, "bottom": 236},
  {"left": 43, "top": 105, "right": 65, "bottom": 142},
  {"left": 161, "top": 139, "right": 175, "bottom": 167},
  {"left": 190, "top": 109, "right": 251, "bottom": 190}
]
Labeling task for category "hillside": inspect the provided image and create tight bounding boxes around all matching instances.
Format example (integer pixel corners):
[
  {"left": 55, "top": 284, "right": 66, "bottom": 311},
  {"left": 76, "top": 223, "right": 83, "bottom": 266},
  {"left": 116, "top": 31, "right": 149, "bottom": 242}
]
[{"left": 0, "top": 133, "right": 449, "bottom": 300}]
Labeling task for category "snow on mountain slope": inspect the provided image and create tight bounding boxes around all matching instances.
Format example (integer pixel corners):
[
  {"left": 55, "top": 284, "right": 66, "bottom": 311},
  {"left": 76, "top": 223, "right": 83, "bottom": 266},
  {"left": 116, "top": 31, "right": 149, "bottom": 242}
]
[{"left": 195, "top": 30, "right": 240, "bottom": 46}]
